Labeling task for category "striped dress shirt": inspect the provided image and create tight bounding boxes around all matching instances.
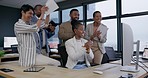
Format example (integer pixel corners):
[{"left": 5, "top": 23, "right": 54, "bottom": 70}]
[{"left": 14, "top": 19, "right": 43, "bottom": 67}]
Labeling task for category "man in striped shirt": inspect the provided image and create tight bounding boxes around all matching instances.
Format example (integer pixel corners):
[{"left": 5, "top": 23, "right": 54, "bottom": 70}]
[{"left": 14, "top": 4, "right": 60, "bottom": 67}]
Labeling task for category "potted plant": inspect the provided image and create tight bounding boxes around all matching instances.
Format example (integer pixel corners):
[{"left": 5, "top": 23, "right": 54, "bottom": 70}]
[{"left": 0, "top": 50, "right": 5, "bottom": 63}]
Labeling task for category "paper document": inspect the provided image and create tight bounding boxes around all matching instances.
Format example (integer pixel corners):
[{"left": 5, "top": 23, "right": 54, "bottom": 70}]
[
  {"left": 97, "top": 25, "right": 108, "bottom": 37},
  {"left": 45, "top": 0, "right": 59, "bottom": 15}
]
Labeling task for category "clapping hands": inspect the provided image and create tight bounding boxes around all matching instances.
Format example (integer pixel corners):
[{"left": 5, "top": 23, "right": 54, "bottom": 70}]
[
  {"left": 90, "top": 30, "right": 101, "bottom": 40},
  {"left": 83, "top": 40, "right": 93, "bottom": 54}
]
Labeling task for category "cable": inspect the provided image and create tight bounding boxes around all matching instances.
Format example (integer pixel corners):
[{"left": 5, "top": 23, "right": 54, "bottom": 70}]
[
  {"left": 138, "top": 61, "right": 148, "bottom": 69},
  {"left": 131, "top": 58, "right": 148, "bottom": 73}
]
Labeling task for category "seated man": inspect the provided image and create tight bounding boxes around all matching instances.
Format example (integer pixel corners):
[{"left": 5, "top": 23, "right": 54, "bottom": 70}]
[{"left": 65, "top": 20, "right": 94, "bottom": 69}]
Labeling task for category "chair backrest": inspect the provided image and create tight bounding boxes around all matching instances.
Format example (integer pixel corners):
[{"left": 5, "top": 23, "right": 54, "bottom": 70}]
[
  {"left": 11, "top": 44, "right": 18, "bottom": 53},
  {"left": 101, "top": 53, "right": 109, "bottom": 64},
  {"left": 105, "top": 47, "right": 117, "bottom": 60},
  {"left": 58, "top": 44, "right": 68, "bottom": 67}
]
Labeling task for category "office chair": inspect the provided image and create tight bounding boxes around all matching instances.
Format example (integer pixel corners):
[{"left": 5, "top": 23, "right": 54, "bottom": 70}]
[
  {"left": 11, "top": 44, "right": 18, "bottom": 53},
  {"left": 58, "top": 44, "right": 68, "bottom": 68},
  {"left": 105, "top": 47, "right": 120, "bottom": 62},
  {"left": 101, "top": 53, "right": 110, "bottom": 64}
]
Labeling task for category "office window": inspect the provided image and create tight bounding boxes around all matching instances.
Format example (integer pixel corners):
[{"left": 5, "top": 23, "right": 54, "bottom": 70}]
[
  {"left": 62, "top": 6, "right": 83, "bottom": 22},
  {"left": 122, "top": 0, "right": 148, "bottom": 14},
  {"left": 87, "top": 0, "right": 116, "bottom": 19},
  {"left": 102, "top": 19, "right": 117, "bottom": 50},
  {"left": 50, "top": 11, "right": 59, "bottom": 23},
  {"left": 86, "top": 19, "right": 117, "bottom": 50},
  {"left": 122, "top": 15, "right": 148, "bottom": 51}
]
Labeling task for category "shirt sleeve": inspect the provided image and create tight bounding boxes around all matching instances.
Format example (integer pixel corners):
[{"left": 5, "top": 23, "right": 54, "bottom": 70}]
[
  {"left": 65, "top": 40, "right": 84, "bottom": 61},
  {"left": 15, "top": 22, "right": 39, "bottom": 33},
  {"left": 85, "top": 49, "right": 94, "bottom": 62}
]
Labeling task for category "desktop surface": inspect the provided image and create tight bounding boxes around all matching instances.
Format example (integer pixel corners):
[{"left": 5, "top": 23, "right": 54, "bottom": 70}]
[{"left": 0, "top": 61, "right": 147, "bottom": 78}]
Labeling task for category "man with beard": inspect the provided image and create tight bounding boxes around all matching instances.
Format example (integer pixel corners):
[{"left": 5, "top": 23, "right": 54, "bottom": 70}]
[
  {"left": 31, "top": 4, "right": 52, "bottom": 56},
  {"left": 58, "top": 9, "right": 80, "bottom": 67}
]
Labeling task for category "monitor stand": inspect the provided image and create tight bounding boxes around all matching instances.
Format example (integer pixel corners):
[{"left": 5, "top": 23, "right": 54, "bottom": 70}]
[
  {"left": 121, "top": 40, "right": 140, "bottom": 73},
  {"left": 120, "top": 65, "right": 139, "bottom": 73}
]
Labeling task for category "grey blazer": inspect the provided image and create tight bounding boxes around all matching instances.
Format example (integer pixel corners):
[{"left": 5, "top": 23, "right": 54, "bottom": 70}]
[{"left": 84, "top": 23, "right": 108, "bottom": 54}]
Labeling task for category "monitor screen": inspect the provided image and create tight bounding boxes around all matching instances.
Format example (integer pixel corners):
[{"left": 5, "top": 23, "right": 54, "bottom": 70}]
[
  {"left": 4, "top": 37, "right": 18, "bottom": 48},
  {"left": 48, "top": 38, "right": 59, "bottom": 49}
]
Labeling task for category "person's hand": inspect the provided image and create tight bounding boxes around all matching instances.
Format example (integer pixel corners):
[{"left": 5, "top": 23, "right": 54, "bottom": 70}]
[
  {"left": 90, "top": 30, "right": 101, "bottom": 40},
  {"left": 96, "top": 30, "right": 101, "bottom": 38},
  {"left": 83, "top": 40, "right": 93, "bottom": 54},
  {"left": 41, "top": 6, "right": 48, "bottom": 14},
  {"left": 43, "top": 25, "right": 49, "bottom": 29}
]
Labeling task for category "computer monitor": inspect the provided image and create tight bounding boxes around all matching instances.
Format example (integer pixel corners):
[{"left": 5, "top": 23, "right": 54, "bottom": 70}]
[
  {"left": 121, "top": 23, "right": 140, "bottom": 72},
  {"left": 3, "top": 37, "right": 18, "bottom": 49},
  {"left": 122, "top": 23, "right": 134, "bottom": 66},
  {"left": 48, "top": 38, "right": 59, "bottom": 49}
]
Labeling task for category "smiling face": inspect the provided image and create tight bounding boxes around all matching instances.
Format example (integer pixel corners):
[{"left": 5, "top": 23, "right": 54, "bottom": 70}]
[
  {"left": 93, "top": 12, "right": 102, "bottom": 24},
  {"left": 70, "top": 11, "right": 79, "bottom": 21},
  {"left": 22, "top": 9, "right": 34, "bottom": 22},
  {"left": 34, "top": 5, "right": 42, "bottom": 17},
  {"left": 74, "top": 24, "right": 85, "bottom": 38}
]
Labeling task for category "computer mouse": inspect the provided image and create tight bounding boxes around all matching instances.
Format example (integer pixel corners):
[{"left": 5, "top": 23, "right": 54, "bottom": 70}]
[{"left": 93, "top": 71, "right": 103, "bottom": 75}]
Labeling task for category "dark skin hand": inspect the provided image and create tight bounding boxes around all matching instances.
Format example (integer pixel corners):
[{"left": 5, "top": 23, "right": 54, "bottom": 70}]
[
  {"left": 90, "top": 30, "right": 102, "bottom": 41},
  {"left": 83, "top": 40, "right": 93, "bottom": 54}
]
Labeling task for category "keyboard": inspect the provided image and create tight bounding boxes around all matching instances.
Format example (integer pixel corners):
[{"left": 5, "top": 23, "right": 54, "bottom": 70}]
[{"left": 95, "top": 64, "right": 118, "bottom": 71}]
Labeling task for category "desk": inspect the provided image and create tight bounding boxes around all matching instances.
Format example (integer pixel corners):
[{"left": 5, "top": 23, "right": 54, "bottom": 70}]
[
  {"left": 0, "top": 61, "right": 147, "bottom": 78},
  {"left": 1, "top": 53, "right": 19, "bottom": 59}
]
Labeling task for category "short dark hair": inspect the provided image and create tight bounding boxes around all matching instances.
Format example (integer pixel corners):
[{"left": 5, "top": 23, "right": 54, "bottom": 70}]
[
  {"left": 93, "top": 11, "right": 101, "bottom": 18},
  {"left": 70, "top": 9, "right": 79, "bottom": 14},
  {"left": 71, "top": 20, "right": 82, "bottom": 32},
  {"left": 20, "top": 4, "right": 34, "bottom": 13},
  {"left": 49, "top": 20, "right": 57, "bottom": 27},
  {"left": 34, "top": 4, "right": 43, "bottom": 10}
]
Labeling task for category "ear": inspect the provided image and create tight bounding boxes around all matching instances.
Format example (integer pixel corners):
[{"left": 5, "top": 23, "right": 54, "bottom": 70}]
[
  {"left": 74, "top": 29, "right": 77, "bottom": 34},
  {"left": 21, "top": 11, "right": 24, "bottom": 14},
  {"left": 69, "top": 14, "right": 71, "bottom": 18}
]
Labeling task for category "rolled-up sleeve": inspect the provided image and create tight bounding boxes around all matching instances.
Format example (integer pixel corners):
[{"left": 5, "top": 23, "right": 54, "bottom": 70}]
[{"left": 15, "top": 21, "right": 39, "bottom": 33}]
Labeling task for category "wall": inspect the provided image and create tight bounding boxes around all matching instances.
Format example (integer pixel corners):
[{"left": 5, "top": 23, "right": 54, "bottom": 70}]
[{"left": 0, "top": 5, "right": 20, "bottom": 47}]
